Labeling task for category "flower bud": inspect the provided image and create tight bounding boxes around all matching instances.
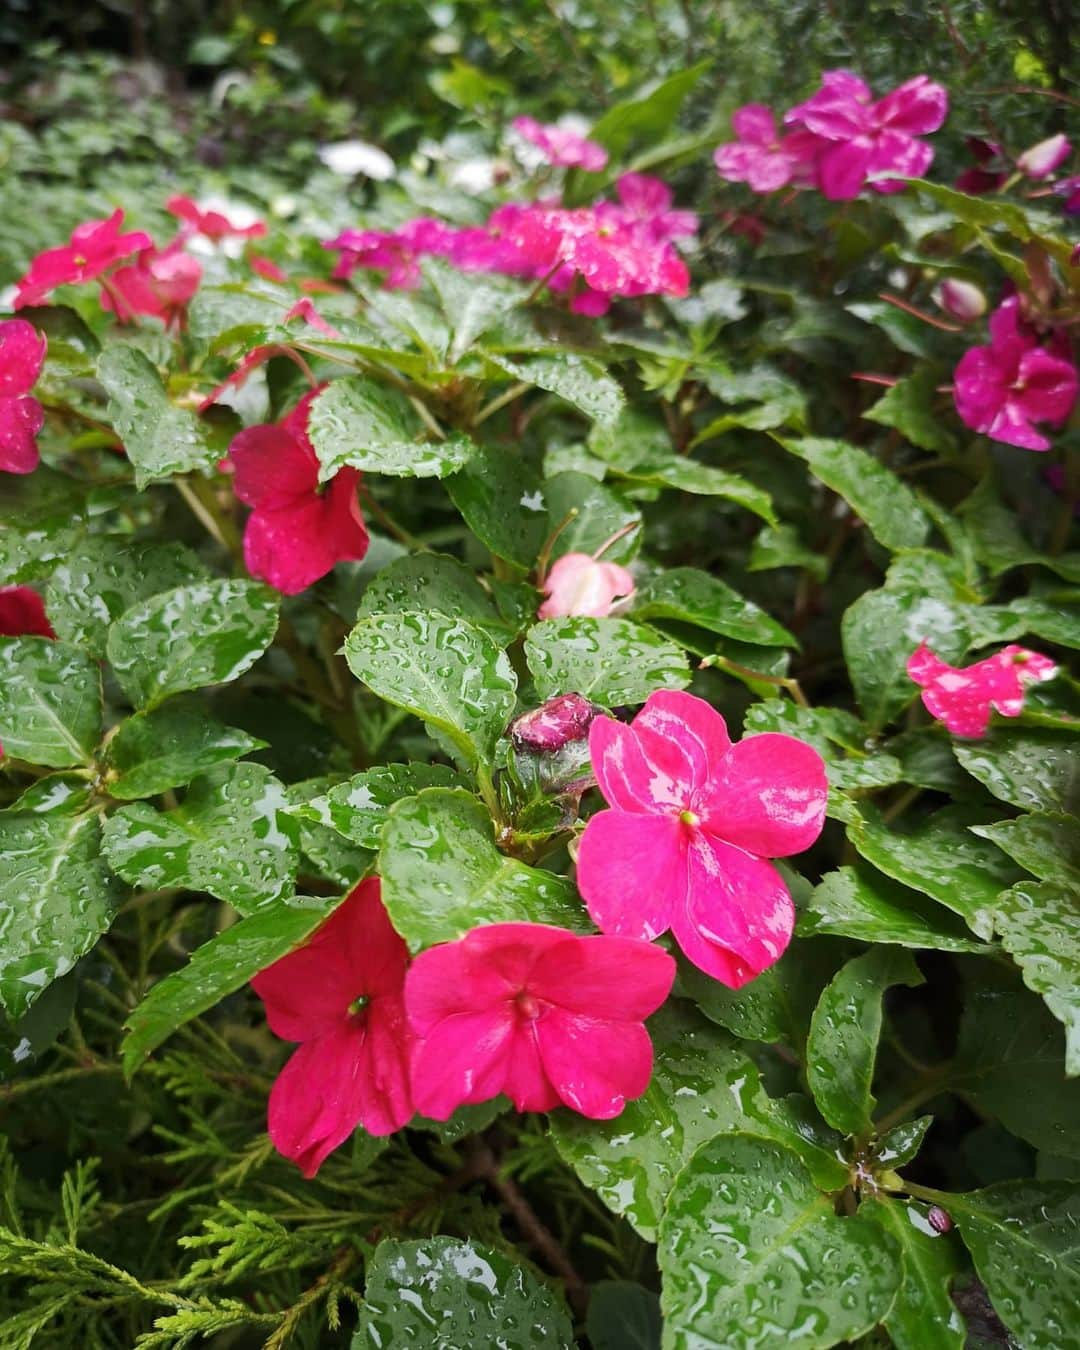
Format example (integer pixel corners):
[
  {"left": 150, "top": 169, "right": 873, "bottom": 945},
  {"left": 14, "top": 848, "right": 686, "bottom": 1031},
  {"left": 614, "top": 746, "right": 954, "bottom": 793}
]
[
  {"left": 934, "top": 278, "right": 987, "bottom": 322},
  {"left": 538, "top": 552, "right": 635, "bottom": 620},
  {"left": 510, "top": 693, "right": 601, "bottom": 752},
  {"left": 927, "top": 1205, "right": 953, "bottom": 1235},
  {"left": 1017, "top": 133, "right": 1071, "bottom": 181}
]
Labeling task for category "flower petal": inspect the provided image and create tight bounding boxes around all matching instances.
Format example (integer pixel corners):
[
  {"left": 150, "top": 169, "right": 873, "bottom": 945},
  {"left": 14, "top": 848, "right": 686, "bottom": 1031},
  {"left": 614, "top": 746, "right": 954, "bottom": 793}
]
[
  {"left": 409, "top": 1008, "right": 523, "bottom": 1119},
  {"left": 0, "top": 395, "right": 43, "bottom": 474},
  {"left": 0, "top": 320, "right": 46, "bottom": 398},
  {"left": 875, "top": 75, "right": 948, "bottom": 136},
  {"left": 699, "top": 733, "right": 827, "bottom": 857},
  {"left": 576, "top": 809, "right": 684, "bottom": 940},
  {"left": 589, "top": 713, "right": 687, "bottom": 813},
  {"left": 537, "top": 1010, "right": 655, "bottom": 1118},
  {"left": 817, "top": 140, "right": 873, "bottom": 199},
  {"left": 633, "top": 690, "right": 731, "bottom": 799},
  {"left": 229, "top": 424, "right": 318, "bottom": 509},
  {"left": 531, "top": 933, "right": 675, "bottom": 1021}
]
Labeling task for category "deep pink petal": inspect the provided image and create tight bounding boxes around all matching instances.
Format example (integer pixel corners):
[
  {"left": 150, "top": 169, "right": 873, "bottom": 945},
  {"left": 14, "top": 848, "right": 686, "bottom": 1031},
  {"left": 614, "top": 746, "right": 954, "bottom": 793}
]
[
  {"left": 983, "top": 401, "right": 1052, "bottom": 452},
  {"left": 713, "top": 143, "right": 755, "bottom": 182},
  {"left": 817, "top": 140, "right": 873, "bottom": 199},
  {"left": 1012, "top": 349, "right": 1079, "bottom": 425},
  {"left": 576, "top": 810, "right": 685, "bottom": 939},
  {"left": 0, "top": 396, "right": 43, "bottom": 474},
  {"left": 698, "top": 733, "right": 827, "bottom": 857},
  {"left": 537, "top": 1011, "right": 655, "bottom": 1118},
  {"left": 589, "top": 714, "right": 687, "bottom": 813},
  {"left": 875, "top": 76, "right": 948, "bottom": 136},
  {"left": 409, "top": 1008, "right": 523, "bottom": 1118},
  {"left": 531, "top": 934, "right": 675, "bottom": 1020},
  {"left": 745, "top": 151, "right": 800, "bottom": 193},
  {"left": 0, "top": 586, "right": 54, "bottom": 638},
  {"left": 866, "top": 131, "right": 934, "bottom": 188},
  {"left": 243, "top": 473, "right": 368, "bottom": 595},
  {"left": 632, "top": 690, "right": 731, "bottom": 799},
  {"left": 229, "top": 424, "right": 319, "bottom": 508},
  {"left": 0, "top": 320, "right": 46, "bottom": 397},
  {"left": 785, "top": 73, "right": 871, "bottom": 140},
  {"left": 360, "top": 993, "right": 415, "bottom": 1134},
  {"left": 731, "top": 104, "right": 777, "bottom": 146}
]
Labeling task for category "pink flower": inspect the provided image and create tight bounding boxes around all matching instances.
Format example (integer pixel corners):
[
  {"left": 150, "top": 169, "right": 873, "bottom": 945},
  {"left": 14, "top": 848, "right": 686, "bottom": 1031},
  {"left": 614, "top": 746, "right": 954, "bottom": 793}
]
[
  {"left": 406, "top": 922, "right": 674, "bottom": 1120},
  {"left": 934, "top": 278, "right": 987, "bottom": 322},
  {"left": 0, "top": 585, "right": 54, "bottom": 638},
  {"left": 14, "top": 209, "right": 153, "bottom": 309},
  {"left": 785, "top": 71, "right": 947, "bottom": 199},
  {"left": 538, "top": 553, "right": 635, "bottom": 619},
  {"left": 251, "top": 878, "right": 414, "bottom": 1177},
  {"left": 1017, "top": 133, "right": 1071, "bottom": 180},
  {"left": 249, "top": 252, "right": 289, "bottom": 283},
  {"left": 713, "top": 104, "right": 823, "bottom": 193},
  {"left": 99, "top": 243, "right": 202, "bottom": 324},
  {"left": 576, "top": 691, "right": 827, "bottom": 988},
  {"left": 227, "top": 389, "right": 369, "bottom": 594},
  {"left": 955, "top": 136, "right": 1008, "bottom": 195},
  {"left": 512, "top": 116, "right": 609, "bottom": 172},
  {"left": 1054, "top": 176, "right": 1080, "bottom": 215},
  {"left": 0, "top": 319, "right": 47, "bottom": 475},
  {"left": 953, "top": 296, "right": 1078, "bottom": 450},
  {"left": 282, "top": 297, "right": 342, "bottom": 338},
  {"left": 510, "top": 693, "right": 602, "bottom": 752},
  {"left": 614, "top": 174, "right": 699, "bottom": 240},
  {"left": 166, "top": 194, "right": 267, "bottom": 241},
  {"left": 907, "top": 643, "right": 1058, "bottom": 738}
]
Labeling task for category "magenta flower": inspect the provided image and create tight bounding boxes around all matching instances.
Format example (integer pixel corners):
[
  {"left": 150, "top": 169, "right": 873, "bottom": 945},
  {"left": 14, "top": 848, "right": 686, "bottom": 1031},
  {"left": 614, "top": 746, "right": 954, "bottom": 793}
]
[
  {"left": 99, "top": 244, "right": 202, "bottom": 324},
  {"left": 251, "top": 878, "right": 414, "bottom": 1176},
  {"left": 908, "top": 643, "right": 1058, "bottom": 738},
  {"left": 713, "top": 104, "right": 823, "bottom": 193},
  {"left": 576, "top": 691, "right": 827, "bottom": 988},
  {"left": 406, "top": 922, "right": 674, "bottom": 1120},
  {"left": 0, "top": 319, "right": 47, "bottom": 475},
  {"left": 785, "top": 70, "right": 947, "bottom": 199},
  {"left": 1054, "top": 176, "right": 1080, "bottom": 215},
  {"left": 955, "top": 136, "right": 1008, "bottom": 195},
  {"left": 0, "top": 585, "right": 54, "bottom": 639},
  {"left": 1017, "top": 133, "right": 1071, "bottom": 181},
  {"left": 512, "top": 116, "right": 608, "bottom": 171},
  {"left": 953, "top": 297, "right": 1078, "bottom": 451},
  {"left": 538, "top": 553, "right": 635, "bottom": 619},
  {"left": 166, "top": 194, "right": 267, "bottom": 241},
  {"left": 614, "top": 174, "right": 699, "bottom": 241},
  {"left": 14, "top": 209, "right": 153, "bottom": 309},
  {"left": 510, "top": 693, "right": 602, "bottom": 752},
  {"left": 227, "top": 389, "right": 369, "bottom": 594}
]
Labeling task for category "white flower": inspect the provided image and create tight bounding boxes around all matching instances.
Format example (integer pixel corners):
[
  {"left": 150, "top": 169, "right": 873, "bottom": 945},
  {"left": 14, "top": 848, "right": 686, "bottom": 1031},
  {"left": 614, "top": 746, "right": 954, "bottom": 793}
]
[{"left": 318, "top": 140, "right": 395, "bottom": 180}]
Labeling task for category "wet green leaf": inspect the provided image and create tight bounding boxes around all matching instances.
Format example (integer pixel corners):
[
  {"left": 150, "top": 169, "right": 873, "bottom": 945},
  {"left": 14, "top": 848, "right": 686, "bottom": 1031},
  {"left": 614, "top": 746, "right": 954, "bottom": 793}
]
[
  {"left": 356, "top": 553, "right": 508, "bottom": 637},
  {"left": 423, "top": 259, "right": 522, "bottom": 364},
  {"left": 748, "top": 523, "right": 827, "bottom": 579},
  {"left": 0, "top": 638, "right": 101, "bottom": 767},
  {"left": 102, "top": 763, "right": 298, "bottom": 914},
  {"left": 743, "top": 701, "right": 904, "bottom": 790},
  {"left": 550, "top": 1004, "right": 847, "bottom": 1242},
  {"left": 864, "top": 367, "right": 957, "bottom": 454},
  {"left": 0, "top": 812, "right": 121, "bottom": 1019},
  {"left": 659, "top": 1133, "right": 899, "bottom": 1349},
  {"left": 123, "top": 895, "right": 338, "bottom": 1073},
  {"left": 861, "top": 1197, "right": 966, "bottom": 1350},
  {"left": 351, "top": 1236, "right": 573, "bottom": 1349},
  {"left": 971, "top": 813, "right": 1080, "bottom": 889},
  {"left": 543, "top": 471, "right": 641, "bottom": 564},
  {"left": 107, "top": 579, "right": 280, "bottom": 710},
  {"left": 97, "top": 345, "right": 219, "bottom": 487},
  {"left": 631, "top": 567, "right": 795, "bottom": 648},
  {"left": 586, "top": 1282, "right": 661, "bottom": 1350},
  {"left": 293, "top": 763, "right": 465, "bottom": 849},
  {"left": 807, "top": 946, "right": 923, "bottom": 1136},
  {"left": 344, "top": 612, "right": 516, "bottom": 767},
  {"left": 445, "top": 442, "right": 548, "bottom": 567},
  {"left": 589, "top": 60, "right": 710, "bottom": 156},
  {"left": 874, "top": 1116, "right": 933, "bottom": 1169},
  {"left": 378, "top": 787, "right": 584, "bottom": 951},
  {"left": 3, "top": 774, "right": 93, "bottom": 816},
  {"left": 800, "top": 866, "right": 991, "bottom": 953},
  {"left": 106, "top": 702, "right": 265, "bottom": 800},
  {"left": 954, "top": 729, "right": 1080, "bottom": 815},
  {"left": 490, "top": 352, "right": 624, "bottom": 427},
  {"left": 525, "top": 616, "right": 689, "bottom": 707}
]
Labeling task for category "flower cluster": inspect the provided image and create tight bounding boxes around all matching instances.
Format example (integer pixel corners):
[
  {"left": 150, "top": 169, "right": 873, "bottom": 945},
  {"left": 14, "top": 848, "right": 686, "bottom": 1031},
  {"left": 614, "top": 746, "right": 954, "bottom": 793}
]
[
  {"left": 0, "top": 319, "right": 47, "bottom": 475},
  {"left": 907, "top": 642, "right": 1058, "bottom": 737},
  {"left": 511, "top": 116, "right": 608, "bottom": 171},
  {"left": 714, "top": 71, "right": 948, "bottom": 200}
]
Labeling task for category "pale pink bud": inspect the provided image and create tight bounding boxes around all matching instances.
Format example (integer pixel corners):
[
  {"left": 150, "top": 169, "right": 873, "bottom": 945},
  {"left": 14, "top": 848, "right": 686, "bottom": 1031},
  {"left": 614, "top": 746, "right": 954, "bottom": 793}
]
[
  {"left": 1017, "top": 133, "right": 1071, "bottom": 181},
  {"left": 927, "top": 1205, "right": 953, "bottom": 1234},
  {"left": 934, "top": 278, "right": 987, "bottom": 322},
  {"left": 538, "top": 553, "right": 635, "bottom": 619}
]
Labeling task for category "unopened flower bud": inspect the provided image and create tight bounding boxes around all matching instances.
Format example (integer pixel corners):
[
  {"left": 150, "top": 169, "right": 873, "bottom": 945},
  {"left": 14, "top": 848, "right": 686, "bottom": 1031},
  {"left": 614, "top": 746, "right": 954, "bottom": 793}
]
[
  {"left": 1017, "top": 133, "right": 1072, "bottom": 181},
  {"left": 538, "top": 552, "right": 635, "bottom": 619},
  {"left": 510, "top": 693, "right": 601, "bottom": 752},
  {"left": 927, "top": 1205, "right": 953, "bottom": 1234},
  {"left": 934, "top": 278, "right": 987, "bottom": 322}
]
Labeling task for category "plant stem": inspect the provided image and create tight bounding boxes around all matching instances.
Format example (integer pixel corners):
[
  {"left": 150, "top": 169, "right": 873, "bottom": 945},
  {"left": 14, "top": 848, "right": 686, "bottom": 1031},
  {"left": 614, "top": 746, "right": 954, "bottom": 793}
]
[{"left": 701, "top": 654, "right": 810, "bottom": 707}]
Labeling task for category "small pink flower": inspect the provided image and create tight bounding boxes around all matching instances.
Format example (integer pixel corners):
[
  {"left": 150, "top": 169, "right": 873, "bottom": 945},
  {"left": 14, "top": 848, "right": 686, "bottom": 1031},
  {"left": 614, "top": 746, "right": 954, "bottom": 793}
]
[
  {"left": 249, "top": 252, "right": 289, "bottom": 283},
  {"left": 227, "top": 389, "right": 369, "bottom": 594},
  {"left": 510, "top": 693, "right": 602, "bottom": 752},
  {"left": 1017, "top": 133, "right": 1071, "bottom": 181},
  {"left": 614, "top": 174, "right": 699, "bottom": 241},
  {"left": 785, "top": 70, "right": 947, "bottom": 199},
  {"left": 953, "top": 296, "right": 1078, "bottom": 451},
  {"left": 99, "top": 243, "right": 202, "bottom": 324},
  {"left": 576, "top": 691, "right": 827, "bottom": 988},
  {"left": 713, "top": 104, "right": 823, "bottom": 193},
  {"left": 166, "top": 194, "right": 267, "bottom": 241},
  {"left": 955, "top": 137, "right": 1008, "bottom": 195},
  {"left": 282, "top": 297, "right": 342, "bottom": 338},
  {"left": 907, "top": 642, "right": 1058, "bottom": 738},
  {"left": 251, "top": 878, "right": 414, "bottom": 1177},
  {"left": 512, "top": 116, "right": 609, "bottom": 172},
  {"left": 14, "top": 209, "right": 153, "bottom": 309},
  {"left": 0, "top": 319, "right": 47, "bottom": 475},
  {"left": 406, "top": 922, "right": 674, "bottom": 1120},
  {"left": 539, "top": 553, "right": 635, "bottom": 619},
  {"left": 934, "top": 278, "right": 987, "bottom": 322},
  {"left": 1055, "top": 176, "right": 1080, "bottom": 215},
  {"left": 0, "top": 585, "right": 54, "bottom": 638}
]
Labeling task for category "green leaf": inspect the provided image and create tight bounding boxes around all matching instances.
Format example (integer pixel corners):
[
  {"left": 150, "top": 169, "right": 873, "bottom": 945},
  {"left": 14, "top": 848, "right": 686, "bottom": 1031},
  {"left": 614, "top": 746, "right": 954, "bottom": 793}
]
[
  {"left": 609, "top": 454, "right": 776, "bottom": 522},
  {"left": 743, "top": 701, "right": 904, "bottom": 790},
  {"left": 351, "top": 1236, "right": 573, "bottom": 1349},
  {"left": 0, "top": 638, "right": 101, "bottom": 768},
  {"left": 445, "top": 442, "right": 548, "bottom": 567},
  {"left": 777, "top": 436, "right": 931, "bottom": 551},
  {"left": 589, "top": 61, "right": 710, "bottom": 157},
  {"left": 0, "top": 812, "right": 121, "bottom": 1019},
  {"left": 97, "top": 345, "right": 219, "bottom": 488},
  {"left": 524, "top": 616, "right": 689, "bottom": 707},
  {"left": 947, "top": 1179, "right": 1080, "bottom": 1350},
  {"left": 586, "top": 1282, "right": 661, "bottom": 1350},
  {"left": 543, "top": 472, "right": 641, "bottom": 565},
  {"left": 864, "top": 368, "right": 957, "bottom": 454},
  {"left": 293, "top": 763, "right": 465, "bottom": 849},
  {"left": 971, "top": 813, "right": 1080, "bottom": 888},
  {"left": 122, "top": 895, "right": 337, "bottom": 1073},
  {"left": 101, "top": 763, "right": 298, "bottom": 914},
  {"left": 806, "top": 946, "right": 923, "bottom": 1136},
  {"left": 659, "top": 1133, "right": 899, "bottom": 1350},
  {"left": 550, "top": 1004, "right": 847, "bottom": 1242},
  {"left": 954, "top": 729, "right": 1080, "bottom": 815},
  {"left": 800, "top": 866, "right": 991, "bottom": 953},
  {"left": 631, "top": 567, "right": 795, "bottom": 648},
  {"left": 356, "top": 553, "right": 508, "bottom": 637},
  {"left": 308, "top": 377, "right": 477, "bottom": 479},
  {"left": 950, "top": 984, "right": 1080, "bottom": 1159},
  {"left": 45, "top": 538, "right": 208, "bottom": 657},
  {"left": 344, "top": 612, "right": 516, "bottom": 767},
  {"left": 861, "top": 1197, "right": 966, "bottom": 1350},
  {"left": 846, "top": 804, "right": 1021, "bottom": 940},
  {"left": 106, "top": 579, "right": 279, "bottom": 711},
  {"left": 748, "top": 523, "right": 827, "bottom": 580},
  {"left": 423, "top": 258, "right": 523, "bottom": 364},
  {"left": 377, "top": 788, "right": 584, "bottom": 951},
  {"left": 105, "top": 703, "right": 265, "bottom": 800},
  {"left": 488, "top": 352, "right": 624, "bottom": 427},
  {"left": 4, "top": 774, "right": 93, "bottom": 816},
  {"left": 875, "top": 1116, "right": 934, "bottom": 1169},
  {"left": 990, "top": 881, "right": 1080, "bottom": 1076}
]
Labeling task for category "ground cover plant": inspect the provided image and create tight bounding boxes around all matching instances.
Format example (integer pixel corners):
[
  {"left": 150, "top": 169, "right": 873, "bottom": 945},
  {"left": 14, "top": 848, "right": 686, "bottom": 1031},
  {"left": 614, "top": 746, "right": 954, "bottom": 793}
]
[{"left": 0, "top": 10, "right": 1078, "bottom": 1348}]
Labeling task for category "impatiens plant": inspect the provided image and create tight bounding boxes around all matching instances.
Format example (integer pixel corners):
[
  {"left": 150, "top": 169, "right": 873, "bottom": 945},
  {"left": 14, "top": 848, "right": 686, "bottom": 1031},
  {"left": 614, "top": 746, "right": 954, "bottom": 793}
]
[{"left": 1, "top": 40, "right": 1079, "bottom": 1350}]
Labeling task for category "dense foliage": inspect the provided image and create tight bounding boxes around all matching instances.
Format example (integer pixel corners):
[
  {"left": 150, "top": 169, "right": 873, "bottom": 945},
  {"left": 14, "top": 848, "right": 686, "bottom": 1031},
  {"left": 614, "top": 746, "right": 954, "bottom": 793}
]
[{"left": 1, "top": 9, "right": 1079, "bottom": 1348}]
